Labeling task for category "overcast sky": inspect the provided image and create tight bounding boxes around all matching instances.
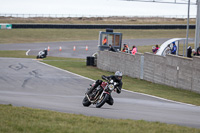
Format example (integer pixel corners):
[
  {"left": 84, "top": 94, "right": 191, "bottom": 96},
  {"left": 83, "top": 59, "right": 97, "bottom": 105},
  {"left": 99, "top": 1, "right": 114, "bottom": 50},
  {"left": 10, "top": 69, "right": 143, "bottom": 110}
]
[{"left": 0, "top": 0, "right": 197, "bottom": 17}]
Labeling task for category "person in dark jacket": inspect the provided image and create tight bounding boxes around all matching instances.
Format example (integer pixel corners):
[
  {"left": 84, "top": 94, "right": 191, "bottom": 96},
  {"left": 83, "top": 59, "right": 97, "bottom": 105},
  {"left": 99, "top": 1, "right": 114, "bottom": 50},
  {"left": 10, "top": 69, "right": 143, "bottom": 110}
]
[
  {"left": 103, "top": 71, "right": 123, "bottom": 105},
  {"left": 36, "top": 48, "right": 48, "bottom": 59},
  {"left": 187, "top": 46, "right": 192, "bottom": 58},
  {"left": 88, "top": 71, "right": 123, "bottom": 105},
  {"left": 109, "top": 44, "right": 117, "bottom": 52},
  {"left": 197, "top": 47, "right": 200, "bottom": 56},
  {"left": 43, "top": 48, "right": 48, "bottom": 58}
]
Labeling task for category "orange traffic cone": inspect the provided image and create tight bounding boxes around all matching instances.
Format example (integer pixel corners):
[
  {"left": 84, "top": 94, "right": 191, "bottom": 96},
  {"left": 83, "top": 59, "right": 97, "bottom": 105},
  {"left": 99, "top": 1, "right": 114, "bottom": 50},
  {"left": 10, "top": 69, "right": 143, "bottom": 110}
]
[
  {"left": 59, "top": 46, "right": 62, "bottom": 51},
  {"left": 86, "top": 45, "right": 88, "bottom": 51},
  {"left": 48, "top": 46, "right": 50, "bottom": 51},
  {"left": 73, "top": 46, "right": 76, "bottom": 51}
]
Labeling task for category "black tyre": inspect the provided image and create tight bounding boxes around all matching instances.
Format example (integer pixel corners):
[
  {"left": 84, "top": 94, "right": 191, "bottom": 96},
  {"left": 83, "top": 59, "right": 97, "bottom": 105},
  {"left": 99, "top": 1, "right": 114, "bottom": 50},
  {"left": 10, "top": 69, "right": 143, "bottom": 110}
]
[
  {"left": 96, "top": 93, "right": 109, "bottom": 108},
  {"left": 82, "top": 96, "right": 91, "bottom": 107}
]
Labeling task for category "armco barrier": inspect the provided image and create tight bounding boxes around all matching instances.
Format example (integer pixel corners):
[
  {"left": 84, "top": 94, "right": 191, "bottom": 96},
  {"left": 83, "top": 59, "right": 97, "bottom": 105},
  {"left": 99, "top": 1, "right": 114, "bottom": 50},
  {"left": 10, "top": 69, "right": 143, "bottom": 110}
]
[
  {"left": 12, "top": 24, "right": 195, "bottom": 29},
  {"left": 97, "top": 51, "right": 200, "bottom": 93}
]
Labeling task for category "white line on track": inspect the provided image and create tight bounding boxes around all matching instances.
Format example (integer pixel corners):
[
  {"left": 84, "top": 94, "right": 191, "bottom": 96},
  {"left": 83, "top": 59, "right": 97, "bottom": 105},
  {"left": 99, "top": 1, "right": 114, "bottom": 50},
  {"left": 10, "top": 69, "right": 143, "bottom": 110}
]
[
  {"left": 37, "top": 60, "right": 197, "bottom": 107},
  {"left": 37, "top": 61, "right": 95, "bottom": 82}
]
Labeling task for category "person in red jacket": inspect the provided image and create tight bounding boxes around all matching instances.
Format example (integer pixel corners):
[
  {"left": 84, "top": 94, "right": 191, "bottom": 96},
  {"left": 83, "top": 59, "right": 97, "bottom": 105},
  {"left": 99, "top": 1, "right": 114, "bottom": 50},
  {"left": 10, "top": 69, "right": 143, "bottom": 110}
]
[{"left": 103, "top": 37, "right": 107, "bottom": 45}]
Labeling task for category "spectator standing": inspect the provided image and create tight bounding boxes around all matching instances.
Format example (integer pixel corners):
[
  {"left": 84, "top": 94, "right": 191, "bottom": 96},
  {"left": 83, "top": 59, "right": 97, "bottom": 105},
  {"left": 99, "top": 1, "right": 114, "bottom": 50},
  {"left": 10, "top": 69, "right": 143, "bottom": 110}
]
[
  {"left": 152, "top": 44, "right": 159, "bottom": 54},
  {"left": 131, "top": 46, "right": 137, "bottom": 55},
  {"left": 122, "top": 44, "right": 129, "bottom": 53},
  {"left": 192, "top": 49, "right": 197, "bottom": 56},
  {"left": 103, "top": 37, "right": 107, "bottom": 45},
  {"left": 197, "top": 47, "right": 200, "bottom": 56},
  {"left": 187, "top": 46, "right": 192, "bottom": 58},
  {"left": 171, "top": 42, "right": 177, "bottom": 55}
]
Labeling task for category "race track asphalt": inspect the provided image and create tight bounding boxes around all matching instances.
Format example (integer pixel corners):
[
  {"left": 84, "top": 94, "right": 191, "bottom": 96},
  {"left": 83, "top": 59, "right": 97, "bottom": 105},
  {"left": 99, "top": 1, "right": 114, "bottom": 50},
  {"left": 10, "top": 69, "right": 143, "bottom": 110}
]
[
  {"left": 1, "top": 38, "right": 193, "bottom": 59},
  {"left": 0, "top": 58, "right": 200, "bottom": 128}
]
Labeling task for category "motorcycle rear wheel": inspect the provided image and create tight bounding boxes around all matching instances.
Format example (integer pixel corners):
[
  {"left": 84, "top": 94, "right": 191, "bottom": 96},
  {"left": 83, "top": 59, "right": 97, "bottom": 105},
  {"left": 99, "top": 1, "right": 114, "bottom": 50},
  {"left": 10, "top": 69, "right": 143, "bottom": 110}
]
[
  {"left": 82, "top": 96, "right": 91, "bottom": 107},
  {"left": 96, "top": 93, "right": 109, "bottom": 108}
]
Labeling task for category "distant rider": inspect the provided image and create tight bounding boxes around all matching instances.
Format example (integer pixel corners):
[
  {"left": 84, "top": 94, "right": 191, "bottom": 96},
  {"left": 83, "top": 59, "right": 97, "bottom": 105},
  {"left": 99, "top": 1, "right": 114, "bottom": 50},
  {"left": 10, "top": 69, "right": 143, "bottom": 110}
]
[{"left": 36, "top": 48, "right": 48, "bottom": 59}]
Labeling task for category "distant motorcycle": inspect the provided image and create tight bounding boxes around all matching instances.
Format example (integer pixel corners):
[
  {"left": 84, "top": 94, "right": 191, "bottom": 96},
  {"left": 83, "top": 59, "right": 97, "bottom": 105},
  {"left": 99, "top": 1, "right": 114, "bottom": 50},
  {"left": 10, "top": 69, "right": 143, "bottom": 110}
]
[
  {"left": 36, "top": 49, "right": 48, "bottom": 59},
  {"left": 82, "top": 75, "right": 118, "bottom": 108}
]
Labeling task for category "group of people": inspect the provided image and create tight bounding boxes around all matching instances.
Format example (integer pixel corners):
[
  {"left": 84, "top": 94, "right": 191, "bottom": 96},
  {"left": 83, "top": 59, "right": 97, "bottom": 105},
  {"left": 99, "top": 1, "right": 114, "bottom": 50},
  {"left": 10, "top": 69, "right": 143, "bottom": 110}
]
[
  {"left": 103, "top": 36, "right": 137, "bottom": 54},
  {"left": 187, "top": 46, "right": 200, "bottom": 58},
  {"left": 152, "top": 41, "right": 200, "bottom": 58},
  {"left": 107, "top": 43, "right": 138, "bottom": 55},
  {"left": 107, "top": 39, "right": 200, "bottom": 58},
  {"left": 152, "top": 42, "right": 176, "bottom": 55},
  {"left": 168, "top": 42, "right": 200, "bottom": 58},
  {"left": 121, "top": 44, "right": 137, "bottom": 55}
]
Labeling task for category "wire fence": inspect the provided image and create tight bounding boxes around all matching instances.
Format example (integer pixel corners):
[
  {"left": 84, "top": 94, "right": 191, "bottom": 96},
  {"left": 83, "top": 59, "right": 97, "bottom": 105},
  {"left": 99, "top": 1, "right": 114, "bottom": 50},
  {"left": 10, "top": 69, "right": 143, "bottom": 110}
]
[{"left": 0, "top": 13, "right": 197, "bottom": 19}]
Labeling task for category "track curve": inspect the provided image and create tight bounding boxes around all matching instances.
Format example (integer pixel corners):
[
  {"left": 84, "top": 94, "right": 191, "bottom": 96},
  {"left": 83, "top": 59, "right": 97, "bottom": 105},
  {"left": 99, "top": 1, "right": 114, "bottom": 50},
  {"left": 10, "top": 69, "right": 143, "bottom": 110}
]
[{"left": 0, "top": 58, "right": 200, "bottom": 128}]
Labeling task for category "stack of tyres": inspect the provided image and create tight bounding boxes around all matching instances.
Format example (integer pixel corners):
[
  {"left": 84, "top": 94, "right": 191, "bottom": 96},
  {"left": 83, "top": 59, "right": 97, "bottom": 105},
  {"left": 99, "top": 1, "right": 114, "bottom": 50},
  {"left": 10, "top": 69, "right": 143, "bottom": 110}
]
[{"left": 86, "top": 56, "right": 95, "bottom": 66}]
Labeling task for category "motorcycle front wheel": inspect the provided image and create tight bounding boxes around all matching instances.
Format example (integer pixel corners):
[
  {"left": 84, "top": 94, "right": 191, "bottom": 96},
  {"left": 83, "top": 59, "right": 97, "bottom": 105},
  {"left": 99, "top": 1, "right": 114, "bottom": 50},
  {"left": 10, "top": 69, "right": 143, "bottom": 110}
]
[
  {"left": 82, "top": 96, "right": 91, "bottom": 107},
  {"left": 96, "top": 93, "right": 109, "bottom": 108}
]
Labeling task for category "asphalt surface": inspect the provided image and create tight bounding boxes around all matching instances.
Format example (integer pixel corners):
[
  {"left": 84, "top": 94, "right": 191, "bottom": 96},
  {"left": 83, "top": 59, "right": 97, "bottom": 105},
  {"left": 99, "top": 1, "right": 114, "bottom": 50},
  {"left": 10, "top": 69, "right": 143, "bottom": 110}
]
[
  {"left": 0, "top": 58, "right": 200, "bottom": 128},
  {"left": 0, "top": 38, "right": 182, "bottom": 59}
]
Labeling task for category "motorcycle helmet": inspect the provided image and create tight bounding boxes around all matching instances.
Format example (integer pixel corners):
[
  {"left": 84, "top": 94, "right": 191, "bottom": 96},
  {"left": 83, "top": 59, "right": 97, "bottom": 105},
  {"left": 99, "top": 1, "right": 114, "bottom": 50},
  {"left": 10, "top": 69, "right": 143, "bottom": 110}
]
[{"left": 115, "top": 71, "right": 122, "bottom": 81}]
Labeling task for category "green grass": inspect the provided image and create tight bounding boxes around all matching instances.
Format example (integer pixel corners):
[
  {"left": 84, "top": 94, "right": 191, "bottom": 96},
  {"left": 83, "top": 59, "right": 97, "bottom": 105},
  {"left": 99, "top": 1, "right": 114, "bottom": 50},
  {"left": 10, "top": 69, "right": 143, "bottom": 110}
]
[
  {"left": 0, "top": 29, "right": 196, "bottom": 44},
  {"left": 0, "top": 104, "right": 200, "bottom": 133},
  {"left": 0, "top": 17, "right": 196, "bottom": 25},
  {"left": 0, "top": 50, "right": 35, "bottom": 58}
]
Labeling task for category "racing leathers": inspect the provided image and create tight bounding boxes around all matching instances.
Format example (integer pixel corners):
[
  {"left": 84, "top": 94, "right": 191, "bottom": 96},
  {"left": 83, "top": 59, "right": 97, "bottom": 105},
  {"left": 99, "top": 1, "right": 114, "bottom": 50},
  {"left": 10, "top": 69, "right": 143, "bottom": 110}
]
[{"left": 88, "top": 75, "right": 123, "bottom": 105}]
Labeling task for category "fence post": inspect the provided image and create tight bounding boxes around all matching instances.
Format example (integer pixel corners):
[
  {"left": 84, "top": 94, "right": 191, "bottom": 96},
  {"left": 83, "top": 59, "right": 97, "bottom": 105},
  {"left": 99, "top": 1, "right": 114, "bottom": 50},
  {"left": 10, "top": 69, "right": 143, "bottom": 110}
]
[{"left": 140, "top": 55, "right": 144, "bottom": 79}]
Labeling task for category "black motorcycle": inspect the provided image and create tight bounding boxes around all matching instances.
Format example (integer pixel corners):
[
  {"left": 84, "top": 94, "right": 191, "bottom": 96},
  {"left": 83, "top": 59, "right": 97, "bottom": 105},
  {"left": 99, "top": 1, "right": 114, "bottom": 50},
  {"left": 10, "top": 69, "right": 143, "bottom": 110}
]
[{"left": 82, "top": 75, "right": 118, "bottom": 108}]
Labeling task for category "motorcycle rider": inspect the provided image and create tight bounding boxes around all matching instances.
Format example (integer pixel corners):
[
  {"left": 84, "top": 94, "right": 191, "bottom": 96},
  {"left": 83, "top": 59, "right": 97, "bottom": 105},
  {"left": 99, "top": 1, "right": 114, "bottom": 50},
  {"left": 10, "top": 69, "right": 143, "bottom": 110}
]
[
  {"left": 36, "top": 48, "right": 48, "bottom": 59},
  {"left": 88, "top": 71, "right": 123, "bottom": 105}
]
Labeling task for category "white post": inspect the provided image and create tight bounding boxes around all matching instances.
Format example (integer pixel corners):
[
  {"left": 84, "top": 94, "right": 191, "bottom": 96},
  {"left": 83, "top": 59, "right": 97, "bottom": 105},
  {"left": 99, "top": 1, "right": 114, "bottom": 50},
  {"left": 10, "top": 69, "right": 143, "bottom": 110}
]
[
  {"left": 186, "top": 0, "right": 190, "bottom": 57},
  {"left": 195, "top": 0, "right": 200, "bottom": 50}
]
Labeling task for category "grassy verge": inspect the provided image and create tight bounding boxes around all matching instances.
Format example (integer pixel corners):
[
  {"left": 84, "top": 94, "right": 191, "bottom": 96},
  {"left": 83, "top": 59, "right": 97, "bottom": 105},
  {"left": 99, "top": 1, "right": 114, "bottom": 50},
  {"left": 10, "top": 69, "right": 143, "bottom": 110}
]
[
  {"left": 0, "top": 50, "right": 35, "bottom": 58},
  {"left": 0, "top": 50, "right": 200, "bottom": 106},
  {"left": 0, "top": 29, "right": 195, "bottom": 44},
  {"left": 0, "top": 17, "right": 196, "bottom": 25},
  {"left": 1, "top": 104, "right": 200, "bottom": 133}
]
